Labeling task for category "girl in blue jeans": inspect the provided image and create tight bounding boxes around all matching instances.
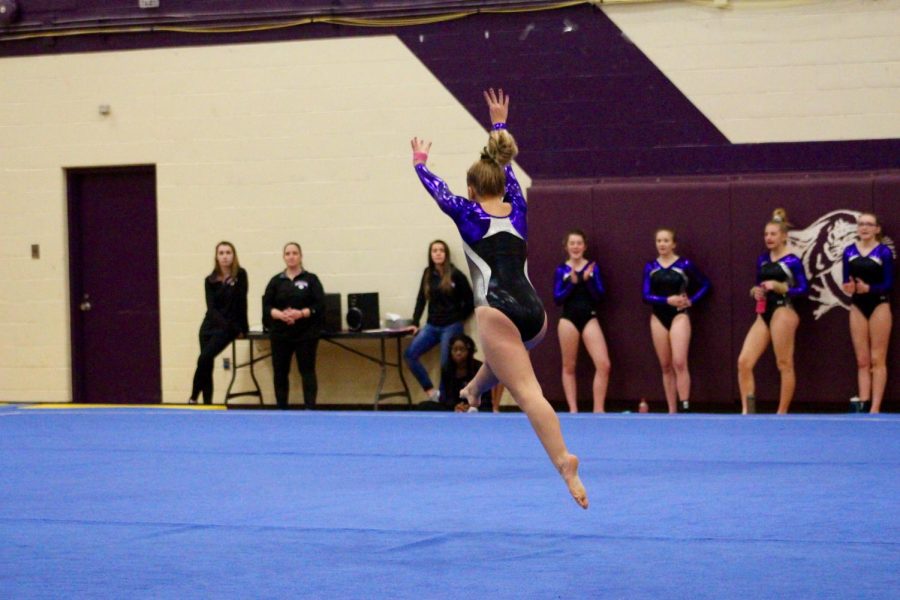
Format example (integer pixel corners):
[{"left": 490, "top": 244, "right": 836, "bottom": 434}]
[{"left": 405, "top": 240, "right": 474, "bottom": 401}]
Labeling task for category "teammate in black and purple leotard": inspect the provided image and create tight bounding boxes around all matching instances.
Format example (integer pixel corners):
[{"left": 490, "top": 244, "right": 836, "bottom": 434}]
[
  {"left": 642, "top": 228, "right": 710, "bottom": 414},
  {"left": 841, "top": 212, "right": 894, "bottom": 413},
  {"left": 753, "top": 252, "right": 807, "bottom": 328},
  {"left": 411, "top": 88, "right": 588, "bottom": 509},
  {"left": 737, "top": 208, "right": 809, "bottom": 415},
  {"left": 553, "top": 230, "right": 610, "bottom": 413}
]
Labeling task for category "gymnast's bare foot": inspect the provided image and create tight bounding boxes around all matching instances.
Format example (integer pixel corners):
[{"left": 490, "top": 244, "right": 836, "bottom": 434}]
[
  {"left": 558, "top": 453, "right": 589, "bottom": 509},
  {"left": 460, "top": 386, "right": 481, "bottom": 410}
]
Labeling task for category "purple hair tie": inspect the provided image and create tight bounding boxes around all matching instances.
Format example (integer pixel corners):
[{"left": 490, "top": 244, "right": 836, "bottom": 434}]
[{"left": 491, "top": 122, "right": 508, "bottom": 131}]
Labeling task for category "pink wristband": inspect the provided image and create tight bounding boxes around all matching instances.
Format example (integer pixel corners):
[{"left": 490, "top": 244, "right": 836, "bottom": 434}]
[{"left": 413, "top": 151, "right": 428, "bottom": 164}]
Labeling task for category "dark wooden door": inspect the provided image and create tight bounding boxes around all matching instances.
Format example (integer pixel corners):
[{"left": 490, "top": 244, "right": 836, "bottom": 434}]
[{"left": 67, "top": 166, "right": 161, "bottom": 404}]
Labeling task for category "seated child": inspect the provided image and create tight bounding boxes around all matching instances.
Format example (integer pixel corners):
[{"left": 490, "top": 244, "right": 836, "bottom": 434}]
[{"left": 442, "top": 334, "right": 492, "bottom": 412}]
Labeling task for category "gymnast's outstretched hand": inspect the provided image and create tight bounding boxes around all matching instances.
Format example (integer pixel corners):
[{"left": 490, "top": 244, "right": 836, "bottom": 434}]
[
  {"left": 410, "top": 137, "right": 431, "bottom": 165},
  {"left": 484, "top": 87, "right": 509, "bottom": 125}
]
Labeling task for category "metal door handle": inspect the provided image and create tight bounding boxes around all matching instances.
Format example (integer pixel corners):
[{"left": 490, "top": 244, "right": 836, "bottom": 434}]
[{"left": 79, "top": 293, "right": 92, "bottom": 312}]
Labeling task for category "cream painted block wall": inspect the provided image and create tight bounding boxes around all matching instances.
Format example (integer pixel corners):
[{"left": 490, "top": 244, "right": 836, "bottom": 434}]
[
  {"left": 0, "top": 37, "right": 530, "bottom": 406},
  {"left": 603, "top": 0, "right": 900, "bottom": 143}
]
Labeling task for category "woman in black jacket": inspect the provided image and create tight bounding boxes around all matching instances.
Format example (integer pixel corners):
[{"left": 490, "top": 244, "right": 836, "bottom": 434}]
[
  {"left": 189, "top": 241, "right": 249, "bottom": 404},
  {"left": 404, "top": 240, "right": 474, "bottom": 402},
  {"left": 263, "top": 242, "right": 325, "bottom": 409}
]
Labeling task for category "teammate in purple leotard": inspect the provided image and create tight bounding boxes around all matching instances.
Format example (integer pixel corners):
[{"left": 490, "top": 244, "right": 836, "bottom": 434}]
[
  {"left": 642, "top": 228, "right": 710, "bottom": 414},
  {"left": 737, "top": 208, "right": 809, "bottom": 415},
  {"left": 842, "top": 212, "right": 894, "bottom": 413},
  {"left": 553, "top": 230, "right": 610, "bottom": 413}
]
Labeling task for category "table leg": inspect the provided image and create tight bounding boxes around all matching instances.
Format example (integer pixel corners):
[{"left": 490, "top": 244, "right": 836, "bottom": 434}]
[
  {"left": 224, "top": 341, "right": 239, "bottom": 403},
  {"left": 374, "top": 338, "right": 388, "bottom": 410},
  {"left": 248, "top": 339, "right": 263, "bottom": 406},
  {"left": 224, "top": 338, "right": 265, "bottom": 405},
  {"left": 395, "top": 336, "right": 411, "bottom": 407}
]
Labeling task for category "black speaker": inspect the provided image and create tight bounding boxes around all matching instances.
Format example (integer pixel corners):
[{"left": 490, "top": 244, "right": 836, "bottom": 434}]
[
  {"left": 323, "top": 293, "right": 342, "bottom": 333},
  {"left": 346, "top": 292, "right": 379, "bottom": 331}
]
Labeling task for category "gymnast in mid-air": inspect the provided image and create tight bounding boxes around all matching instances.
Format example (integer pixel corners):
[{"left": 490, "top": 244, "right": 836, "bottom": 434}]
[{"left": 411, "top": 88, "right": 588, "bottom": 509}]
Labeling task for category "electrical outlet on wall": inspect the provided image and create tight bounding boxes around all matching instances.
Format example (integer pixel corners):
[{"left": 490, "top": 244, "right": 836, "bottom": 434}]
[{"left": 139, "top": 0, "right": 159, "bottom": 8}]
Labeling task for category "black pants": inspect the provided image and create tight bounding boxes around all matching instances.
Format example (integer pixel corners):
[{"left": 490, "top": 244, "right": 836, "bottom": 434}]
[
  {"left": 271, "top": 336, "right": 320, "bottom": 409},
  {"left": 191, "top": 328, "right": 236, "bottom": 404}
]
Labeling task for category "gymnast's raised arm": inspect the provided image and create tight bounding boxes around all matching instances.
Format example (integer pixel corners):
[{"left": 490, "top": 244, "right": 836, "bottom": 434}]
[{"left": 411, "top": 137, "right": 469, "bottom": 220}]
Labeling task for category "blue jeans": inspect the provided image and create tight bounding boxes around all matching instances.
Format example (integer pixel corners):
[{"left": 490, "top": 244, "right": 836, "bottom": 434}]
[{"left": 404, "top": 321, "right": 464, "bottom": 392}]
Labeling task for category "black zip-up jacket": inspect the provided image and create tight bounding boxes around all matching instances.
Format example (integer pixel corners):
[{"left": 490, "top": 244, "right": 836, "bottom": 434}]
[
  {"left": 412, "top": 267, "right": 475, "bottom": 328},
  {"left": 262, "top": 270, "right": 325, "bottom": 340},
  {"left": 201, "top": 267, "right": 249, "bottom": 336}
]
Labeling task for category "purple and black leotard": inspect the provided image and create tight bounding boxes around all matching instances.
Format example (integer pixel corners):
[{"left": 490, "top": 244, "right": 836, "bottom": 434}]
[
  {"left": 642, "top": 257, "right": 710, "bottom": 330},
  {"left": 756, "top": 252, "right": 808, "bottom": 326},
  {"left": 843, "top": 243, "right": 894, "bottom": 319},
  {"left": 415, "top": 151, "right": 545, "bottom": 342},
  {"left": 554, "top": 263, "right": 605, "bottom": 332}
]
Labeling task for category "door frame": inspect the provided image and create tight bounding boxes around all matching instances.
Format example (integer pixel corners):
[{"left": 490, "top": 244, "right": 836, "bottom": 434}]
[{"left": 66, "top": 164, "right": 159, "bottom": 404}]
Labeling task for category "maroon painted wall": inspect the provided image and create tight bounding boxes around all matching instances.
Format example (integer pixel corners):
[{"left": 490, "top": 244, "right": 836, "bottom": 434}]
[{"left": 528, "top": 171, "right": 900, "bottom": 412}]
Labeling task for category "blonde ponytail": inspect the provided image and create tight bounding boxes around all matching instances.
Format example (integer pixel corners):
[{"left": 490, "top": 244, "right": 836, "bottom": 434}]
[
  {"left": 467, "top": 130, "right": 519, "bottom": 198},
  {"left": 769, "top": 208, "right": 792, "bottom": 233}
]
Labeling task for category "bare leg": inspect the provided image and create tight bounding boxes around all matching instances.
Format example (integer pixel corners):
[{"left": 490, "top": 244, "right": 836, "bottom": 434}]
[
  {"left": 669, "top": 314, "right": 692, "bottom": 408},
  {"left": 475, "top": 306, "right": 588, "bottom": 509},
  {"left": 868, "top": 304, "right": 892, "bottom": 413},
  {"left": 491, "top": 383, "right": 505, "bottom": 413},
  {"left": 558, "top": 319, "right": 581, "bottom": 413},
  {"left": 648, "top": 315, "right": 676, "bottom": 413},
  {"left": 849, "top": 305, "right": 872, "bottom": 404},
  {"left": 649, "top": 316, "right": 677, "bottom": 413},
  {"left": 462, "top": 321, "right": 545, "bottom": 409},
  {"left": 461, "top": 360, "right": 499, "bottom": 409},
  {"left": 770, "top": 307, "right": 799, "bottom": 415},
  {"left": 581, "top": 318, "right": 610, "bottom": 413},
  {"left": 737, "top": 317, "right": 771, "bottom": 414}
]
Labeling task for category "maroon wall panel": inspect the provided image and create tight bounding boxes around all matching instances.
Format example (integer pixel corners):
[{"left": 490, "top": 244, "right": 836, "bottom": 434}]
[
  {"left": 872, "top": 174, "right": 900, "bottom": 410},
  {"left": 729, "top": 176, "right": 874, "bottom": 406},
  {"left": 588, "top": 180, "right": 732, "bottom": 408},
  {"left": 529, "top": 179, "right": 732, "bottom": 410},
  {"left": 528, "top": 171, "right": 900, "bottom": 411},
  {"left": 527, "top": 184, "right": 594, "bottom": 406}
]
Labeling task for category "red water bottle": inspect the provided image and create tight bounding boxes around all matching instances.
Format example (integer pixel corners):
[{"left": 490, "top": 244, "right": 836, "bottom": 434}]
[{"left": 755, "top": 296, "right": 766, "bottom": 314}]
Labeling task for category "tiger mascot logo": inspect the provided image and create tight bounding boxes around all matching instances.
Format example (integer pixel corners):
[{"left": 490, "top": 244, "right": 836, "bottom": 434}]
[{"left": 789, "top": 209, "right": 895, "bottom": 319}]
